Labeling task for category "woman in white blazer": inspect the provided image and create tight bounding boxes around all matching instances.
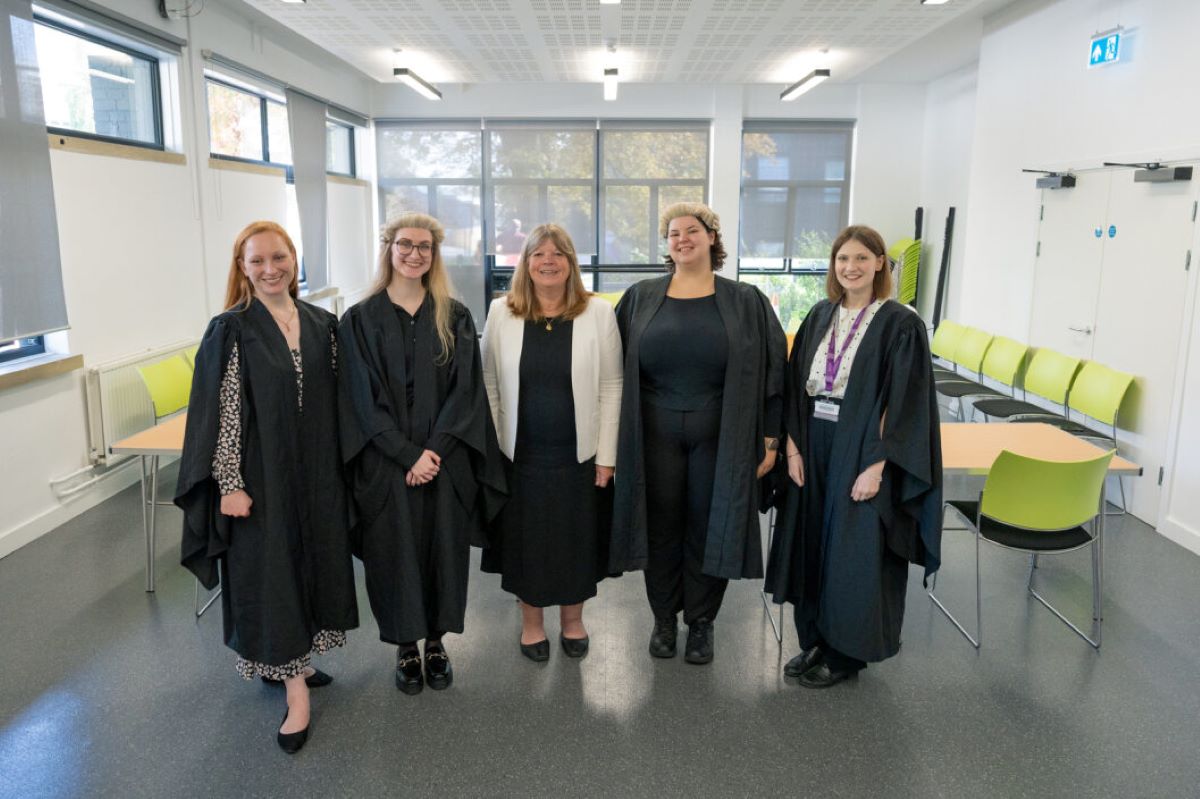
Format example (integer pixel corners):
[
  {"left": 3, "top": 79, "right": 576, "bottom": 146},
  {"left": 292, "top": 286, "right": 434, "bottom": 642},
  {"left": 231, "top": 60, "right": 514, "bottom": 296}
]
[{"left": 480, "top": 223, "right": 623, "bottom": 661}]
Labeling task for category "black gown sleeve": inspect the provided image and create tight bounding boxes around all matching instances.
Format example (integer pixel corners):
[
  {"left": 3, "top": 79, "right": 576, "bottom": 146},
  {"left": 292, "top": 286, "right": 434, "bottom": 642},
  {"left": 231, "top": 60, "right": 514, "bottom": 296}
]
[
  {"left": 174, "top": 315, "right": 239, "bottom": 590},
  {"left": 337, "top": 306, "right": 425, "bottom": 471},
  {"left": 756, "top": 287, "right": 788, "bottom": 441},
  {"left": 863, "top": 314, "right": 943, "bottom": 580}
]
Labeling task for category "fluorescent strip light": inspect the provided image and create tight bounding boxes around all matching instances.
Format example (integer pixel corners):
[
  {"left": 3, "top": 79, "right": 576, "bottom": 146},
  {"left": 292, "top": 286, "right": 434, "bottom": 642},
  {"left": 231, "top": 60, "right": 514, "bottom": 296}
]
[
  {"left": 780, "top": 68, "right": 830, "bottom": 101},
  {"left": 920, "top": 0, "right": 950, "bottom": 5},
  {"left": 279, "top": 0, "right": 306, "bottom": 4},
  {"left": 603, "top": 67, "right": 618, "bottom": 101},
  {"left": 599, "top": 0, "right": 621, "bottom": 4},
  {"left": 393, "top": 67, "right": 443, "bottom": 101}
]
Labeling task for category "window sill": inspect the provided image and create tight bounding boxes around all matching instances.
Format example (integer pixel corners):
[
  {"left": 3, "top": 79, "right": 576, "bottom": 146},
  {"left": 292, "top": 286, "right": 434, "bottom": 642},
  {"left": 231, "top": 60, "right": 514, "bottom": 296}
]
[
  {"left": 0, "top": 352, "right": 84, "bottom": 392},
  {"left": 327, "top": 174, "right": 369, "bottom": 188},
  {"left": 208, "top": 157, "right": 287, "bottom": 178},
  {"left": 48, "top": 134, "right": 186, "bottom": 166}
]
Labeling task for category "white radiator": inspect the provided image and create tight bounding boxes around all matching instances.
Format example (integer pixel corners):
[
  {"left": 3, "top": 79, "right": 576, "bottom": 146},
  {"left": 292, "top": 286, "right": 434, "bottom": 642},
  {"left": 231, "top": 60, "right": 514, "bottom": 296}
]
[{"left": 85, "top": 341, "right": 198, "bottom": 465}]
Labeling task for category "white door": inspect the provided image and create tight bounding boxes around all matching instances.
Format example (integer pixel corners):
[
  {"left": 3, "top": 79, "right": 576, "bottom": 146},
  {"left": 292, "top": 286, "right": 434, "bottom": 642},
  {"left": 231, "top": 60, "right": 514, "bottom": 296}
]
[
  {"left": 1091, "top": 171, "right": 1197, "bottom": 523},
  {"left": 1027, "top": 171, "right": 1112, "bottom": 359}
]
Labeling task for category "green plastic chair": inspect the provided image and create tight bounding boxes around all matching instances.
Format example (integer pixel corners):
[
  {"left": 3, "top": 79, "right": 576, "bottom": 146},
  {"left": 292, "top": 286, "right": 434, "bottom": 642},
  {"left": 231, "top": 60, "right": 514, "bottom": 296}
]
[
  {"left": 929, "top": 447, "right": 1115, "bottom": 650},
  {"left": 180, "top": 345, "right": 199, "bottom": 369},
  {"left": 935, "top": 327, "right": 994, "bottom": 418},
  {"left": 937, "top": 336, "right": 1029, "bottom": 405},
  {"left": 1013, "top": 361, "right": 1135, "bottom": 515},
  {"left": 971, "top": 347, "right": 1081, "bottom": 422},
  {"left": 136, "top": 355, "right": 193, "bottom": 420},
  {"left": 930, "top": 320, "right": 965, "bottom": 365}
]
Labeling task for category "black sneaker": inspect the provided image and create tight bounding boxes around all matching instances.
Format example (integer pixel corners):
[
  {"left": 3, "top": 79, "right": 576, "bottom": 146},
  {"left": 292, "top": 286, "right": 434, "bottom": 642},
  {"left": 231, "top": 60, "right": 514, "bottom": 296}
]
[
  {"left": 424, "top": 641, "right": 453, "bottom": 690},
  {"left": 684, "top": 618, "right": 713, "bottom": 665},
  {"left": 395, "top": 648, "right": 424, "bottom": 695},
  {"left": 649, "top": 615, "right": 678, "bottom": 658}
]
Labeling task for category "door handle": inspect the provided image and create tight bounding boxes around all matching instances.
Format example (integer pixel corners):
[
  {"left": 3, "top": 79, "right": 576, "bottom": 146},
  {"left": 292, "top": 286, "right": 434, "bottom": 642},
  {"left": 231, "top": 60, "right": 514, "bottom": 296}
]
[{"left": 1067, "top": 326, "right": 1093, "bottom": 335}]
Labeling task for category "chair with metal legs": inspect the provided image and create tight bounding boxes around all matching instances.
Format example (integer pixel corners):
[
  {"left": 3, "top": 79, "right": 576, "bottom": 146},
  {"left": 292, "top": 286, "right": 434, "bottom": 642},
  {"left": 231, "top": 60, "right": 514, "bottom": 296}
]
[{"left": 928, "top": 447, "right": 1115, "bottom": 650}]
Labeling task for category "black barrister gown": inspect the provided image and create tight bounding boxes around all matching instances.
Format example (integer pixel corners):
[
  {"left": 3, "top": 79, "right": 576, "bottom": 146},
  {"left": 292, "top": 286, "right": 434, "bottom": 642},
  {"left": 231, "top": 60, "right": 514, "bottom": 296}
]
[
  {"left": 176, "top": 300, "right": 359, "bottom": 667},
  {"left": 611, "top": 274, "right": 787, "bottom": 580},
  {"left": 765, "top": 299, "right": 942, "bottom": 663},
  {"left": 338, "top": 291, "right": 506, "bottom": 644}
]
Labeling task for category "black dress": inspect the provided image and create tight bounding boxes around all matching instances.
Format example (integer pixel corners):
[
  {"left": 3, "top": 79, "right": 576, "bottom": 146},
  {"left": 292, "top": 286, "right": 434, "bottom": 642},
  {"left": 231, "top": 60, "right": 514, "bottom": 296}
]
[
  {"left": 176, "top": 299, "right": 359, "bottom": 678},
  {"left": 481, "top": 319, "right": 613, "bottom": 607},
  {"left": 338, "top": 291, "right": 506, "bottom": 645}
]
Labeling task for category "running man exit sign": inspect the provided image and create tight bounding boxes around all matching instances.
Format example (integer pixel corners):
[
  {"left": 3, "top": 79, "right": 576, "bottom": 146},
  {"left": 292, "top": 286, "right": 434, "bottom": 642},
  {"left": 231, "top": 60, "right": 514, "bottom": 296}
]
[{"left": 1089, "top": 32, "right": 1121, "bottom": 67}]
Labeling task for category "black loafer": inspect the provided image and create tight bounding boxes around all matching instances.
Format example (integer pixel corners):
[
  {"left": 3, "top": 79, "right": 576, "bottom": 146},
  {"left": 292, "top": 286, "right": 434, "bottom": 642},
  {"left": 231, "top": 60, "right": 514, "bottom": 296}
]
[
  {"left": 684, "top": 618, "right": 713, "bottom": 665},
  {"left": 395, "top": 650, "right": 424, "bottom": 695},
  {"left": 520, "top": 633, "right": 549, "bottom": 657},
  {"left": 520, "top": 639, "right": 550, "bottom": 662},
  {"left": 424, "top": 643, "right": 453, "bottom": 690},
  {"left": 797, "top": 663, "right": 857, "bottom": 689},
  {"left": 783, "top": 647, "right": 824, "bottom": 679},
  {"left": 560, "top": 635, "right": 590, "bottom": 658},
  {"left": 276, "top": 709, "right": 309, "bottom": 755},
  {"left": 649, "top": 615, "right": 678, "bottom": 658},
  {"left": 261, "top": 668, "right": 333, "bottom": 689}
]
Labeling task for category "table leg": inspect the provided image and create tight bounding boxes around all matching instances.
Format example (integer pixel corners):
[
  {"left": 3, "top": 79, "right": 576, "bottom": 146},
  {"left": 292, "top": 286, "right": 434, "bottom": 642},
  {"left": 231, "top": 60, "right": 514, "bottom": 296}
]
[
  {"left": 139, "top": 455, "right": 151, "bottom": 591},
  {"left": 1095, "top": 480, "right": 1105, "bottom": 633},
  {"left": 147, "top": 454, "right": 159, "bottom": 592}
]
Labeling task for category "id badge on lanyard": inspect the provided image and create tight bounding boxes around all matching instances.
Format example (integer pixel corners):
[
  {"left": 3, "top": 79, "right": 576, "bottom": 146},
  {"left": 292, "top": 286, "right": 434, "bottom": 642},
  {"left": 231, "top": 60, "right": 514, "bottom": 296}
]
[{"left": 813, "top": 399, "right": 840, "bottom": 422}]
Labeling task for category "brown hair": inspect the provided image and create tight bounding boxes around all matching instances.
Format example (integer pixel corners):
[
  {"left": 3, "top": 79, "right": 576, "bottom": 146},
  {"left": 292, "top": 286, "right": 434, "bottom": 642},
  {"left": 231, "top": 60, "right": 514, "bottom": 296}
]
[
  {"left": 506, "top": 223, "right": 591, "bottom": 321},
  {"left": 371, "top": 213, "right": 456, "bottom": 364},
  {"left": 223, "top": 221, "right": 300, "bottom": 311},
  {"left": 825, "top": 224, "right": 893, "bottom": 302},
  {"left": 659, "top": 201, "right": 727, "bottom": 272}
]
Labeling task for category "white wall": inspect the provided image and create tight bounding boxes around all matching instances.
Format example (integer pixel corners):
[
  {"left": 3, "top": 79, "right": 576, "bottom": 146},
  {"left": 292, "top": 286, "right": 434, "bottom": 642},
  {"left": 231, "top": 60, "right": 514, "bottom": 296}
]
[{"left": 0, "top": 0, "right": 376, "bottom": 558}]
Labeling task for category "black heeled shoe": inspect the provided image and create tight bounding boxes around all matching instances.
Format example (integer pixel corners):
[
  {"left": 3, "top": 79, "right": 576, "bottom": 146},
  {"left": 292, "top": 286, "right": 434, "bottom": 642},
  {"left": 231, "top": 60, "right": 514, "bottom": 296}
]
[
  {"left": 276, "top": 709, "right": 309, "bottom": 754},
  {"left": 520, "top": 639, "right": 550, "bottom": 662},
  {"left": 396, "top": 649, "right": 424, "bottom": 695},
  {"left": 261, "top": 668, "right": 333, "bottom": 689},
  {"left": 783, "top": 647, "right": 824, "bottom": 679},
  {"left": 560, "top": 634, "right": 590, "bottom": 658},
  {"left": 424, "top": 642, "right": 453, "bottom": 690}
]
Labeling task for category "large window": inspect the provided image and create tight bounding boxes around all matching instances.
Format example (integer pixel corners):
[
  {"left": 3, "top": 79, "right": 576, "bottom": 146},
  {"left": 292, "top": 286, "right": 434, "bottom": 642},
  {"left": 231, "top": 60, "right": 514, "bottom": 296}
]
[
  {"left": 326, "top": 121, "right": 355, "bottom": 177},
  {"left": 206, "top": 77, "right": 291, "bottom": 167},
  {"left": 33, "top": 17, "right": 161, "bottom": 149},
  {"left": 739, "top": 121, "right": 853, "bottom": 331},
  {"left": 375, "top": 120, "right": 711, "bottom": 317}
]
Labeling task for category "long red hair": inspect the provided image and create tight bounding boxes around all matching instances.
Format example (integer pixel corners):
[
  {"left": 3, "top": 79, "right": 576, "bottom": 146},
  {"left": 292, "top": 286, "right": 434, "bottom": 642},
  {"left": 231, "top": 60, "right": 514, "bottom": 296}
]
[{"left": 224, "top": 221, "right": 300, "bottom": 311}]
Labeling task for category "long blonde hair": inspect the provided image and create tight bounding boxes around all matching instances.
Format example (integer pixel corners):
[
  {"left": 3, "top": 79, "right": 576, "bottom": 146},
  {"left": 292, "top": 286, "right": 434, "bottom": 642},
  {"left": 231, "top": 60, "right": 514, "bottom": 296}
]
[
  {"left": 224, "top": 221, "right": 300, "bottom": 311},
  {"left": 372, "top": 213, "right": 456, "bottom": 363},
  {"left": 506, "top": 223, "right": 591, "bottom": 321}
]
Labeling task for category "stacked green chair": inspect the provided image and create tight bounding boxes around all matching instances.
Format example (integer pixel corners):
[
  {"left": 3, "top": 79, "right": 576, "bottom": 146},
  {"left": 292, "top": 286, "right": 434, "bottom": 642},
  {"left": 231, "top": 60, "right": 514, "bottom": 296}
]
[
  {"left": 971, "top": 348, "right": 1080, "bottom": 422},
  {"left": 1012, "top": 361, "right": 1135, "bottom": 515},
  {"left": 929, "top": 448, "right": 1115, "bottom": 650},
  {"left": 888, "top": 238, "right": 922, "bottom": 306}
]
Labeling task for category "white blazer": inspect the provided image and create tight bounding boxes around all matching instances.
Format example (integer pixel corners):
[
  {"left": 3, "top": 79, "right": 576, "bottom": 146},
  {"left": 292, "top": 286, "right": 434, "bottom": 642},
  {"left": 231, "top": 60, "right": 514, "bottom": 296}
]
[{"left": 481, "top": 296, "right": 623, "bottom": 466}]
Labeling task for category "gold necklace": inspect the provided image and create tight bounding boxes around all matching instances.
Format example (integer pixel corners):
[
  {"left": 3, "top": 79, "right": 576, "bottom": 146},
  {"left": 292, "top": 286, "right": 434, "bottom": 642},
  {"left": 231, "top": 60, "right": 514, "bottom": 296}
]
[
  {"left": 542, "top": 314, "right": 559, "bottom": 332},
  {"left": 267, "top": 302, "right": 297, "bottom": 333}
]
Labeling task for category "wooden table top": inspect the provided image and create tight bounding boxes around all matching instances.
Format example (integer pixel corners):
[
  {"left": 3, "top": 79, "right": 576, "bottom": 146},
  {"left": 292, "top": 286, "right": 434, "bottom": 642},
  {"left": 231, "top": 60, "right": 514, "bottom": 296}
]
[
  {"left": 941, "top": 422, "right": 1141, "bottom": 475},
  {"left": 110, "top": 413, "right": 188, "bottom": 456}
]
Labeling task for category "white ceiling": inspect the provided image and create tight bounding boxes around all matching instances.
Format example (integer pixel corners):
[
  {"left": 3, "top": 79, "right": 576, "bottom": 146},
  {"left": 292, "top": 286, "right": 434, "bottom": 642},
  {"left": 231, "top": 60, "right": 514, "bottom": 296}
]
[{"left": 242, "top": 0, "right": 1011, "bottom": 87}]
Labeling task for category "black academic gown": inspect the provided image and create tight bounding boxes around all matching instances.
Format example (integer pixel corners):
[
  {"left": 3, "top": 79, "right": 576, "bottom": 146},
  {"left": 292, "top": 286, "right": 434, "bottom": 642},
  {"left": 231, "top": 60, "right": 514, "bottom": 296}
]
[
  {"left": 610, "top": 274, "right": 787, "bottom": 580},
  {"left": 338, "top": 291, "right": 505, "bottom": 645},
  {"left": 175, "top": 299, "right": 359, "bottom": 667},
  {"left": 764, "top": 299, "right": 942, "bottom": 663}
]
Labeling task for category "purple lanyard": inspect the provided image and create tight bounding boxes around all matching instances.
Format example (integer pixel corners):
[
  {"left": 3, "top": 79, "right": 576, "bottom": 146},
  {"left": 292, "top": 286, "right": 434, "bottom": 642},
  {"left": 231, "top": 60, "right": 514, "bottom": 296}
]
[{"left": 824, "top": 302, "right": 871, "bottom": 393}]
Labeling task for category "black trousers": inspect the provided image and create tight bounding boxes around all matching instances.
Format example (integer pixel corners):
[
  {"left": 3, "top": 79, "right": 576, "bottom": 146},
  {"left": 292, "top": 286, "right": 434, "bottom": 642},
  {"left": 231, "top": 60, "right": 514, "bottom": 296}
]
[{"left": 642, "top": 403, "right": 728, "bottom": 625}]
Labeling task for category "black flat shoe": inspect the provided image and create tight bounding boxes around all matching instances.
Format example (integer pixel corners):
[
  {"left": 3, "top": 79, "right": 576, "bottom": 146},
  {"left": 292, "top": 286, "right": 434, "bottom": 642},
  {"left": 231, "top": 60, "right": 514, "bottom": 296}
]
[
  {"left": 261, "top": 668, "right": 333, "bottom": 689},
  {"left": 520, "top": 639, "right": 550, "bottom": 662},
  {"left": 783, "top": 647, "right": 824, "bottom": 679},
  {"left": 684, "top": 618, "right": 713, "bottom": 665},
  {"left": 797, "top": 663, "right": 857, "bottom": 689},
  {"left": 560, "top": 634, "right": 590, "bottom": 658},
  {"left": 276, "top": 710, "right": 309, "bottom": 755},
  {"left": 395, "top": 650, "right": 424, "bottom": 695},
  {"left": 649, "top": 615, "right": 678, "bottom": 659},
  {"left": 424, "top": 643, "right": 453, "bottom": 690}
]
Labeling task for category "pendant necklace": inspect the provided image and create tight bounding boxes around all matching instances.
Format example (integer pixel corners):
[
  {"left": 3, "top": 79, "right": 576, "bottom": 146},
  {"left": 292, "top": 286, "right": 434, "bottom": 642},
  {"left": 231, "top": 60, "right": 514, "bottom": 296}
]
[{"left": 268, "top": 302, "right": 297, "bottom": 333}]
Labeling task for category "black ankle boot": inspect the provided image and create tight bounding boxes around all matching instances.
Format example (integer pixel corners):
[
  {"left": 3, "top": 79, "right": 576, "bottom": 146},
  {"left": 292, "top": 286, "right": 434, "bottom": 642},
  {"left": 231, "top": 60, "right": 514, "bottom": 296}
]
[
  {"left": 649, "top": 614, "right": 678, "bottom": 658},
  {"left": 684, "top": 618, "right": 713, "bottom": 665}
]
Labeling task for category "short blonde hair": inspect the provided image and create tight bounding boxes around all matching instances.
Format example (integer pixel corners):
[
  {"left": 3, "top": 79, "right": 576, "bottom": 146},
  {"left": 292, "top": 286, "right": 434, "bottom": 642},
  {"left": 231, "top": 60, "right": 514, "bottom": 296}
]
[
  {"left": 659, "top": 202, "right": 727, "bottom": 271},
  {"left": 506, "top": 224, "right": 591, "bottom": 321}
]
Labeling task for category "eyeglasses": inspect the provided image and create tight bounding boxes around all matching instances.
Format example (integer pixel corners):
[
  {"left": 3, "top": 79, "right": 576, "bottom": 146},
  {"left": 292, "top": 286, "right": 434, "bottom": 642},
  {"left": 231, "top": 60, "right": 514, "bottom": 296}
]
[{"left": 393, "top": 239, "right": 434, "bottom": 257}]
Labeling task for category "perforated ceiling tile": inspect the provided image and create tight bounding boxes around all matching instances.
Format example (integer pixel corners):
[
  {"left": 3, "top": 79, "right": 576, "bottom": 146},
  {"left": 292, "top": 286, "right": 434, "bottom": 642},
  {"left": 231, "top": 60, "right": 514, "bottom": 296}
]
[{"left": 240, "top": 0, "right": 997, "bottom": 84}]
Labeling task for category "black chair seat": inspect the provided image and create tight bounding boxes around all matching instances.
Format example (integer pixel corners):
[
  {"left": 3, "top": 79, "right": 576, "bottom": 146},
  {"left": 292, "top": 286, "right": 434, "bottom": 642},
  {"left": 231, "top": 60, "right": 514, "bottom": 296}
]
[
  {"left": 946, "top": 500, "right": 1093, "bottom": 552},
  {"left": 972, "top": 397, "right": 1057, "bottom": 419},
  {"left": 937, "top": 381, "right": 1003, "bottom": 399},
  {"left": 1012, "top": 416, "right": 1111, "bottom": 441}
]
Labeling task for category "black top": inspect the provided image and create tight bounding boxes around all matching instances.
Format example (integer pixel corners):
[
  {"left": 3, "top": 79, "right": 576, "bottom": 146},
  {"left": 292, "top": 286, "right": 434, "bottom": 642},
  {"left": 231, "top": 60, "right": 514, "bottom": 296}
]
[
  {"left": 638, "top": 295, "right": 728, "bottom": 411},
  {"left": 515, "top": 319, "right": 577, "bottom": 467},
  {"left": 393, "top": 303, "right": 419, "bottom": 409}
]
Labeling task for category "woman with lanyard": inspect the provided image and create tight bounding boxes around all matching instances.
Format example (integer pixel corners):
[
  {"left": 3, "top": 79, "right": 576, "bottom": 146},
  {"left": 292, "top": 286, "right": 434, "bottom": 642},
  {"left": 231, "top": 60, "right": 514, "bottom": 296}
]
[{"left": 765, "top": 224, "right": 943, "bottom": 689}]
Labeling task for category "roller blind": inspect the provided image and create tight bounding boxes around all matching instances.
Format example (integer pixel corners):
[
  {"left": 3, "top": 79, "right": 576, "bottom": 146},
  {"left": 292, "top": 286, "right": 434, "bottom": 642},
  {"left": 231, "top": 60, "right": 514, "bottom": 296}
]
[
  {"left": 285, "top": 88, "right": 329, "bottom": 291},
  {"left": 0, "top": 0, "right": 68, "bottom": 341}
]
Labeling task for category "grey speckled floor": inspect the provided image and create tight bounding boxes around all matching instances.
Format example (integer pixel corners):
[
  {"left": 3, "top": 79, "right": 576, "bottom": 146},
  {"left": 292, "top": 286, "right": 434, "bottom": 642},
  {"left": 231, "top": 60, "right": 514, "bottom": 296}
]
[{"left": 2, "top": 460, "right": 1199, "bottom": 799}]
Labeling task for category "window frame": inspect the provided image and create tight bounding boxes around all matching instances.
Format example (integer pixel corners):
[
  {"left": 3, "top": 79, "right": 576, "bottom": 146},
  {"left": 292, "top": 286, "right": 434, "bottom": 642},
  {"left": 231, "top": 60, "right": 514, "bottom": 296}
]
[
  {"left": 33, "top": 14, "right": 165, "bottom": 151},
  {"left": 325, "top": 120, "right": 356, "bottom": 178},
  {"left": 0, "top": 337, "right": 48, "bottom": 365},
  {"left": 737, "top": 120, "right": 854, "bottom": 277},
  {"left": 205, "top": 76, "right": 293, "bottom": 173}
]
